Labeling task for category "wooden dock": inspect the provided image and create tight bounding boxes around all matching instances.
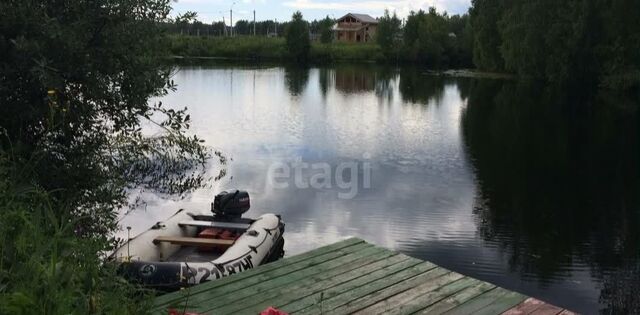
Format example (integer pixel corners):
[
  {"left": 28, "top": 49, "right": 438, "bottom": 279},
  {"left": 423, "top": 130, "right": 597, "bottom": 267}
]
[{"left": 152, "top": 238, "right": 575, "bottom": 314}]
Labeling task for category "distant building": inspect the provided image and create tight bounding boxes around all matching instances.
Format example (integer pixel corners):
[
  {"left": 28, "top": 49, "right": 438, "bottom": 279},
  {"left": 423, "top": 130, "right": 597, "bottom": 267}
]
[{"left": 332, "top": 13, "right": 378, "bottom": 43}]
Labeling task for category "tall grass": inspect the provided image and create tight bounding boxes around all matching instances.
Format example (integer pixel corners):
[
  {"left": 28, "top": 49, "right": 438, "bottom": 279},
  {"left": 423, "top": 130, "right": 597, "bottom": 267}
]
[
  {"left": 168, "top": 35, "right": 383, "bottom": 63},
  {"left": 310, "top": 42, "right": 382, "bottom": 63},
  {"left": 168, "top": 35, "right": 288, "bottom": 59},
  {"left": 0, "top": 154, "right": 152, "bottom": 314}
]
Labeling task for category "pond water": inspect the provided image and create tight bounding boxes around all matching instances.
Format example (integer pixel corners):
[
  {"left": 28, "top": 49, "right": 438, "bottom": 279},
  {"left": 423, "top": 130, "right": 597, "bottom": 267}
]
[{"left": 120, "top": 63, "right": 639, "bottom": 314}]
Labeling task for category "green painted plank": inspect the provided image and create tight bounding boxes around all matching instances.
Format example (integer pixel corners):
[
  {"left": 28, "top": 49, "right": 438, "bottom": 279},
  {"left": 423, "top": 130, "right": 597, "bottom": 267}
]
[
  {"left": 280, "top": 255, "right": 425, "bottom": 314},
  {"left": 415, "top": 281, "right": 496, "bottom": 314},
  {"left": 154, "top": 243, "right": 372, "bottom": 313},
  {"left": 166, "top": 243, "right": 380, "bottom": 313},
  {"left": 394, "top": 278, "right": 484, "bottom": 315},
  {"left": 442, "top": 287, "right": 525, "bottom": 315},
  {"left": 153, "top": 237, "right": 366, "bottom": 309},
  {"left": 213, "top": 250, "right": 405, "bottom": 314},
  {"left": 279, "top": 255, "right": 423, "bottom": 314},
  {"left": 153, "top": 237, "right": 364, "bottom": 307},
  {"left": 472, "top": 290, "right": 528, "bottom": 315},
  {"left": 294, "top": 262, "right": 439, "bottom": 315},
  {"left": 234, "top": 253, "right": 411, "bottom": 315},
  {"left": 194, "top": 245, "right": 388, "bottom": 313},
  {"left": 357, "top": 277, "right": 480, "bottom": 315},
  {"left": 331, "top": 269, "right": 461, "bottom": 315}
]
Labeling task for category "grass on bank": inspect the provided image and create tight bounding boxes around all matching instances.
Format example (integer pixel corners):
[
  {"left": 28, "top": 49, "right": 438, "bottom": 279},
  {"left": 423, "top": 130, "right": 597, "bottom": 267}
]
[
  {"left": 168, "top": 35, "right": 383, "bottom": 62},
  {"left": 0, "top": 156, "right": 152, "bottom": 314}
]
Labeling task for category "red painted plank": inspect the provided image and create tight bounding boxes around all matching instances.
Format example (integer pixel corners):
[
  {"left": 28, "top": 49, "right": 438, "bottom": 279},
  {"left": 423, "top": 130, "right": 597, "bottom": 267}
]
[
  {"left": 502, "top": 297, "right": 545, "bottom": 314},
  {"left": 530, "top": 303, "right": 564, "bottom": 315},
  {"left": 503, "top": 297, "right": 567, "bottom": 315}
]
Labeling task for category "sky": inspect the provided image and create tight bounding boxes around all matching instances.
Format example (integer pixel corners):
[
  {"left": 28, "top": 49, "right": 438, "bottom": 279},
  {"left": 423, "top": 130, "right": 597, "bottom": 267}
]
[{"left": 172, "top": 0, "right": 472, "bottom": 25}]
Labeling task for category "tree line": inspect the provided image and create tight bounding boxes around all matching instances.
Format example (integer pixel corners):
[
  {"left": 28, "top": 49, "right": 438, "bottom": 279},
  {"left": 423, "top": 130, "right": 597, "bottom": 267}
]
[
  {"left": 165, "top": 12, "right": 334, "bottom": 41},
  {"left": 469, "top": 0, "right": 640, "bottom": 89},
  {"left": 281, "top": 10, "right": 473, "bottom": 68},
  {"left": 376, "top": 9, "right": 473, "bottom": 68},
  {"left": 171, "top": 3, "right": 640, "bottom": 90},
  {"left": 166, "top": 18, "right": 288, "bottom": 37},
  {"left": 371, "top": 2, "right": 639, "bottom": 89},
  {"left": 169, "top": 11, "right": 473, "bottom": 68}
]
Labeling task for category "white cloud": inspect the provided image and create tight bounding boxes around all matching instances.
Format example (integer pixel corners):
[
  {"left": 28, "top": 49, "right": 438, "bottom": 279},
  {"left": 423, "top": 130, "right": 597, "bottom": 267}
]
[
  {"left": 172, "top": 0, "right": 471, "bottom": 23},
  {"left": 282, "top": 0, "right": 471, "bottom": 17},
  {"left": 176, "top": 0, "right": 225, "bottom": 4}
]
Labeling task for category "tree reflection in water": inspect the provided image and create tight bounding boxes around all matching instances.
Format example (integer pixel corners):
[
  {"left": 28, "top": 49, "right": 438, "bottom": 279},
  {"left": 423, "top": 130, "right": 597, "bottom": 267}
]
[
  {"left": 460, "top": 80, "right": 640, "bottom": 314},
  {"left": 284, "top": 65, "right": 309, "bottom": 96}
]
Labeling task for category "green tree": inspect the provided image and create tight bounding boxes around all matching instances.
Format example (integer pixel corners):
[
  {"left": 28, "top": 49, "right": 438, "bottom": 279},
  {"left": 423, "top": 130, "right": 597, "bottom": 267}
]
[
  {"left": 285, "top": 11, "right": 311, "bottom": 61},
  {"left": 417, "top": 8, "right": 451, "bottom": 67},
  {"left": 448, "top": 14, "right": 474, "bottom": 67},
  {"left": 402, "top": 8, "right": 451, "bottom": 67},
  {"left": 0, "top": 0, "right": 217, "bottom": 312},
  {"left": 470, "top": 0, "right": 505, "bottom": 71},
  {"left": 0, "top": 1, "right": 212, "bottom": 229},
  {"left": 498, "top": 1, "right": 555, "bottom": 78},
  {"left": 403, "top": 10, "right": 426, "bottom": 50},
  {"left": 319, "top": 16, "right": 334, "bottom": 43},
  {"left": 235, "top": 20, "right": 250, "bottom": 35},
  {"left": 459, "top": 16, "right": 475, "bottom": 67},
  {"left": 598, "top": 0, "right": 640, "bottom": 89},
  {"left": 376, "top": 10, "right": 402, "bottom": 59},
  {"left": 175, "top": 10, "right": 198, "bottom": 35},
  {"left": 469, "top": 0, "right": 640, "bottom": 89}
]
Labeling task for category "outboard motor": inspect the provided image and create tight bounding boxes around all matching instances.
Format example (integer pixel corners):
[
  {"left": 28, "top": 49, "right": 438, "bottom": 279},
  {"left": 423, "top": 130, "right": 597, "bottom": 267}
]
[{"left": 212, "top": 190, "right": 250, "bottom": 219}]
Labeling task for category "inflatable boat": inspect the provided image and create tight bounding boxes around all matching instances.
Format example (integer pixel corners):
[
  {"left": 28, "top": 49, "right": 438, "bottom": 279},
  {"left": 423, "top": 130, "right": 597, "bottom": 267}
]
[{"left": 111, "top": 190, "right": 285, "bottom": 290}]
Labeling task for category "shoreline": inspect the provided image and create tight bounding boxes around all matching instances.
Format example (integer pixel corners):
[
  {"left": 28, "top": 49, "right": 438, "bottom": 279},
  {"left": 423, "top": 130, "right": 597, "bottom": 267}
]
[
  {"left": 169, "top": 56, "right": 517, "bottom": 80},
  {"left": 424, "top": 69, "right": 516, "bottom": 80}
]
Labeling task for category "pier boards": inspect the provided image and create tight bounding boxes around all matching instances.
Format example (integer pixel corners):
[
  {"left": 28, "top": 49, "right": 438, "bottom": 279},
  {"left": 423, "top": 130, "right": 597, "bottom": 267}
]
[{"left": 153, "top": 238, "right": 575, "bottom": 315}]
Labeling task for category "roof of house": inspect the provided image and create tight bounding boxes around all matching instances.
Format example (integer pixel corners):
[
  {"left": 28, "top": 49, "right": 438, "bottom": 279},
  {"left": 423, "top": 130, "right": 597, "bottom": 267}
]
[{"left": 337, "top": 13, "right": 378, "bottom": 24}]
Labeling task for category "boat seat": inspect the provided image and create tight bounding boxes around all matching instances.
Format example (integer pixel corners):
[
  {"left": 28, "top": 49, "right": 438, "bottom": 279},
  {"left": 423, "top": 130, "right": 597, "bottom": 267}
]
[
  {"left": 153, "top": 236, "right": 235, "bottom": 247},
  {"left": 178, "top": 220, "right": 250, "bottom": 230}
]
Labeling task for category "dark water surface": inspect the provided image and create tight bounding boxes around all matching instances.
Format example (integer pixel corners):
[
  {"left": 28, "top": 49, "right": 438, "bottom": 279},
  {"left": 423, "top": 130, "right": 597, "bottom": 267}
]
[{"left": 120, "top": 64, "right": 639, "bottom": 314}]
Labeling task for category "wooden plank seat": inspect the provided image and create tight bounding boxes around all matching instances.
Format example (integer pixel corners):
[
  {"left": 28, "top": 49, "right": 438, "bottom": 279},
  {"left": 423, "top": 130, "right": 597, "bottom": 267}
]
[
  {"left": 178, "top": 220, "right": 251, "bottom": 230},
  {"left": 153, "top": 236, "right": 235, "bottom": 247}
]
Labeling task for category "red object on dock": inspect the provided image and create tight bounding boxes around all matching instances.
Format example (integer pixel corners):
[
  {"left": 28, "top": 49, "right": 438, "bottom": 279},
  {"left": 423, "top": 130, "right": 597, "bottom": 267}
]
[
  {"left": 260, "top": 307, "right": 289, "bottom": 315},
  {"left": 167, "top": 308, "right": 202, "bottom": 315}
]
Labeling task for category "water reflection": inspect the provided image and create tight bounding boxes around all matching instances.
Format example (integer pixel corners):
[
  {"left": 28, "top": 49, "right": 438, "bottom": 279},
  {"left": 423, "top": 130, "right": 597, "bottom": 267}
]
[
  {"left": 399, "top": 68, "right": 447, "bottom": 105},
  {"left": 120, "top": 63, "right": 639, "bottom": 314},
  {"left": 318, "top": 68, "right": 331, "bottom": 98},
  {"left": 334, "top": 66, "right": 376, "bottom": 94},
  {"left": 284, "top": 65, "right": 309, "bottom": 96},
  {"left": 460, "top": 81, "right": 640, "bottom": 313}
]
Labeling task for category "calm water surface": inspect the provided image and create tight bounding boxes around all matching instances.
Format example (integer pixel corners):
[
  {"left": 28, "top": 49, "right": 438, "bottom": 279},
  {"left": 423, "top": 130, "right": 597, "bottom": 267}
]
[{"left": 120, "top": 64, "right": 639, "bottom": 314}]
